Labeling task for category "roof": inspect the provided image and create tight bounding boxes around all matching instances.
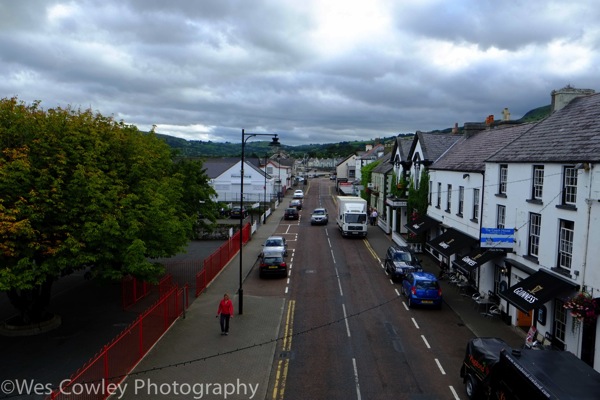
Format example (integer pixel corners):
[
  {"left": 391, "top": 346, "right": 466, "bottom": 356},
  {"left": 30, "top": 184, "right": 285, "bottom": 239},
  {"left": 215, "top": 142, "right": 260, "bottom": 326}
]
[
  {"left": 203, "top": 157, "right": 268, "bottom": 179},
  {"left": 410, "top": 132, "right": 463, "bottom": 164},
  {"left": 390, "top": 136, "right": 413, "bottom": 164},
  {"left": 372, "top": 153, "right": 393, "bottom": 174},
  {"left": 488, "top": 92, "right": 600, "bottom": 163},
  {"left": 430, "top": 123, "right": 535, "bottom": 172}
]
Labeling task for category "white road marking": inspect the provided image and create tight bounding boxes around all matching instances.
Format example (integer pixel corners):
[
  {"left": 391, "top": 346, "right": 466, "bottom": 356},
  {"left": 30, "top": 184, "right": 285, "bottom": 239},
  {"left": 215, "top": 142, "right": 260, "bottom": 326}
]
[
  {"left": 421, "top": 335, "right": 431, "bottom": 349},
  {"left": 352, "top": 358, "right": 362, "bottom": 400},
  {"left": 435, "top": 358, "right": 446, "bottom": 375},
  {"left": 342, "top": 304, "right": 351, "bottom": 337},
  {"left": 411, "top": 318, "right": 419, "bottom": 329}
]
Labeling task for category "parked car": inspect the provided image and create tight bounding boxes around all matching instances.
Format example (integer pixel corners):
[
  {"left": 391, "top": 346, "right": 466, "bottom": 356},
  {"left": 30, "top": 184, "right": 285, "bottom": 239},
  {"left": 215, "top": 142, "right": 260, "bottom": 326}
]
[
  {"left": 284, "top": 208, "right": 299, "bottom": 220},
  {"left": 229, "top": 206, "right": 248, "bottom": 219},
  {"left": 289, "top": 199, "right": 303, "bottom": 210},
  {"left": 401, "top": 272, "right": 442, "bottom": 309},
  {"left": 329, "top": 175, "right": 336, "bottom": 180},
  {"left": 384, "top": 245, "right": 422, "bottom": 282},
  {"left": 259, "top": 250, "right": 288, "bottom": 278},
  {"left": 310, "top": 208, "right": 328, "bottom": 225},
  {"left": 262, "top": 236, "right": 287, "bottom": 256},
  {"left": 293, "top": 190, "right": 304, "bottom": 199}
]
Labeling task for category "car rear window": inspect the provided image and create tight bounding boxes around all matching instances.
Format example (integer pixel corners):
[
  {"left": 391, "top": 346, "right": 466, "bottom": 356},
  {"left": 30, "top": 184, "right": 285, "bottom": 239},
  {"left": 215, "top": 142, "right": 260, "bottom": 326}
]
[
  {"left": 264, "top": 256, "right": 283, "bottom": 264},
  {"left": 416, "top": 280, "right": 439, "bottom": 290}
]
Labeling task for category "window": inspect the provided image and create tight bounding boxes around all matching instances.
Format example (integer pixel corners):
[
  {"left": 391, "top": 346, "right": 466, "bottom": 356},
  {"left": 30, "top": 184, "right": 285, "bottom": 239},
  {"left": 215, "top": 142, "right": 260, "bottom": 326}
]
[
  {"left": 458, "top": 186, "right": 464, "bottom": 216},
  {"left": 266, "top": 166, "right": 274, "bottom": 174},
  {"left": 554, "top": 298, "right": 567, "bottom": 348},
  {"left": 532, "top": 165, "right": 544, "bottom": 200},
  {"left": 562, "top": 166, "right": 577, "bottom": 205},
  {"left": 497, "top": 205, "right": 506, "bottom": 229},
  {"left": 446, "top": 184, "right": 452, "bottom": 212},
  {"left": 428, "top": 181, "right": 433, "bottom": 205},
  {"left": 414, "top": 163, "right": 421, "bottom": 189},
  {"left": 558, "top": 219, "right": 574, "bottom": 270},
  {"left": 472, "top": 188, "right": 480, "bottom": 221},
  {"left": 528, "top": 213, "right": 541, "bottom": 257},
  {"left": 499, "top": 164, "right": 507, "bottom": 195},
  {"left": 436, "top": 183, "right": 442, "bottom": 208}
]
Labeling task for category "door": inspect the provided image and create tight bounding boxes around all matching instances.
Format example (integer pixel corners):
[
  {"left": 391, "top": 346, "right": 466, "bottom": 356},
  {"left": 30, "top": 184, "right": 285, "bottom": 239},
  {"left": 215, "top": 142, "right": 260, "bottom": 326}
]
[
  {"left": 516, "top": 308, "right": 533, "bottom": 329},
  {"left": 581, "top": 320, "right": 597, "bottom": 367}
]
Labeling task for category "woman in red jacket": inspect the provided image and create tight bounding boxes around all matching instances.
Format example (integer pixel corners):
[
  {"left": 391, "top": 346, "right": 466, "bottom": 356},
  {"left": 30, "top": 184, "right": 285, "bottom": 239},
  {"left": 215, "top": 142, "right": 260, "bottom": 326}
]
[{"left": 216, "top": 293, "right": 234, "bottom": 335}]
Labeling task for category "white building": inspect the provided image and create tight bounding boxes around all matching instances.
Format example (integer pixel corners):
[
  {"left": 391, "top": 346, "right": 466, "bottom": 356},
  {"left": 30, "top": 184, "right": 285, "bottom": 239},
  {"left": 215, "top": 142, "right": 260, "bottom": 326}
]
[{"left": 204, "top": 158, "right": 274, "bottom": 204}]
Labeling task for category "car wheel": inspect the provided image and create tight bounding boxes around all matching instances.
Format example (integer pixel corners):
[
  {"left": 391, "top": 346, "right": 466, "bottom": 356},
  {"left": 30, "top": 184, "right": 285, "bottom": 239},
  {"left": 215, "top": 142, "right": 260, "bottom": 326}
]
[{"left": 465, "top": 374, "right": 478, "bottom": 399}]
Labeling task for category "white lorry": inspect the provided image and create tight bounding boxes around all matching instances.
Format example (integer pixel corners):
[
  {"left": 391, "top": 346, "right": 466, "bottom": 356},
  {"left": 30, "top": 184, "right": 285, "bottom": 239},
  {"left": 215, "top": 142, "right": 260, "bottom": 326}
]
[{"left": 336, "top": 196, "right": 368, "bottom": 237}]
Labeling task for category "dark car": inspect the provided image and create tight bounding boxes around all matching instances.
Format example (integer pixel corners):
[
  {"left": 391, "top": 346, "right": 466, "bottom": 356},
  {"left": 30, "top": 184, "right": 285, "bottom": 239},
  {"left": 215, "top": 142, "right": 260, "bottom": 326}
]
[
  {"left": 289, "top": 199, "right": 303, "bottom": 210},
  {"left": 259, "top": 251, "right": 288, "bottom": 278},
  {"left": 401, "top": 272, "right": 442, "bottom": 309},
  {"left": 284, "top": 208, "right": 299, "bottom": 220},
  {"left": 229, "top": 206, "right": 248, "bottom": 219},
  {"left": 384, "top": 245, "right": 422, "bottom": 282}
]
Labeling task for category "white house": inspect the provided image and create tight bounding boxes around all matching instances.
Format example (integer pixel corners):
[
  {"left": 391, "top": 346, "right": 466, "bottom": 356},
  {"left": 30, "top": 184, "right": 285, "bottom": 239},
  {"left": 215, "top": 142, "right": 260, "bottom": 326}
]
[
  {"left": 204, "top": 158, "right": 274, "bottom": 204},
  {"left": 484, "top": 88, "right": 600, "bottom": 368}
]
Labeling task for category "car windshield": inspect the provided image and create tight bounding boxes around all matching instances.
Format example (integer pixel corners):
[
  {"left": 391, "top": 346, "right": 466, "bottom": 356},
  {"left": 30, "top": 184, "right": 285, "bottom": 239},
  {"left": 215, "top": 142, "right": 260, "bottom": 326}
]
[
  {"left": 346, "top": 214, "right": 366, "bottom": 223},
  {"left": 313, "top": 210, "right": 325, "bottom": 215},
  {"left": 416, "top": 280, "right": 439, "bottom": 290},
  {"left": 393, "top": 253, "right": 413, "bottom": 262},
  {"left": 264, "top": 256, "right": 283, "bottom": 264},
  {"left": 265, "top": 240, "right": 281, "bottom": 246}
]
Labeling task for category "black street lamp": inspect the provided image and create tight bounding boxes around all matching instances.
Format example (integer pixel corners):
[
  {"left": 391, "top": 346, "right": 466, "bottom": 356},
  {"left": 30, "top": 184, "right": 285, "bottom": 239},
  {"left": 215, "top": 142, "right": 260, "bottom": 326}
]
[
  {"left": 263, "top": 154, "right": 268, "bottom": 224},
  {"left": 240, "top": 129, "right": 280, "bottom": 314}
]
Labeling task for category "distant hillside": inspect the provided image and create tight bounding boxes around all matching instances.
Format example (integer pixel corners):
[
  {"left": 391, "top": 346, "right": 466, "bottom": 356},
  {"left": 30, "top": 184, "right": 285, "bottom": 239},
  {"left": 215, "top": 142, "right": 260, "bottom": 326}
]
[{"left": 157, "top": 105, "right": 551, "bottom": 159}]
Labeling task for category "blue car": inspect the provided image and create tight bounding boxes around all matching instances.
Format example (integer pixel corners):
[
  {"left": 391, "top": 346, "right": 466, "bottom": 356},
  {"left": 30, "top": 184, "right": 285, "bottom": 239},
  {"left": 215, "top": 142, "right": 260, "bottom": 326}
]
[{"left": 401, "top": 272, "right": 443, "bottom": 309}]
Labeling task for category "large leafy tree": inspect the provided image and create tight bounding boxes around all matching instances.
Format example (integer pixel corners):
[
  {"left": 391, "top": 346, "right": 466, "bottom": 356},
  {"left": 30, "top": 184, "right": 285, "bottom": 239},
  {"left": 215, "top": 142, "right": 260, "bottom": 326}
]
[{"left": 0, "top": 98, "right": 213, "bottom": 323}]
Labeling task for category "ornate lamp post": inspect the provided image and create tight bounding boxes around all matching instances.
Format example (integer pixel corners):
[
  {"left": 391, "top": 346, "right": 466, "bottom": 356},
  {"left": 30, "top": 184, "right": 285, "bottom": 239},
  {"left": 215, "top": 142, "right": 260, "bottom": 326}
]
[
  {"left": 239, "top": 129, "right": 280, "bottom": 314},
  {"left": 263, "top": 154, "right": 268, "bottom": 224}
]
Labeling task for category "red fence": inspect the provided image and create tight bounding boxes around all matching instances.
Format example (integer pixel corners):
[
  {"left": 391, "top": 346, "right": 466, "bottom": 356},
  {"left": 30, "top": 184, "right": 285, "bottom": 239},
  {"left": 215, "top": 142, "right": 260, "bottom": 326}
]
[
  {"left": 49, "top": 285, "right": 187, "bottom": 399},
  {"left": 49, "top": 223, "right": 251, "bottom": 400},
  {"left": 196, "top": 223, "right": 250, "bottom": 296}
]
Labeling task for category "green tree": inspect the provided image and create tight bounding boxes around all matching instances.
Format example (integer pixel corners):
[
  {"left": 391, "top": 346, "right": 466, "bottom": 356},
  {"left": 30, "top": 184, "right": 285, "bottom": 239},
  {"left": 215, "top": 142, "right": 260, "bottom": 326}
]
[
  {"left": 407, "top": 168, "right": 430, "bottom": 227},
  {"left": 0, "top": 97, "right": 211, "bottom": 324},
  {"left": 360, "top": 160, "right": 381, "bottom": 200}
]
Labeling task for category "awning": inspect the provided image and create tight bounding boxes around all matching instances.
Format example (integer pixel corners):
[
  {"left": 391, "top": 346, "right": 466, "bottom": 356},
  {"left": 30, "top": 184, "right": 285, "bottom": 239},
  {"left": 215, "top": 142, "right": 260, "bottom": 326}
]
[
  {"left": 405, "top": 215, "right": 440, "bottom": 235},
  {"left": 452, "top": 248, "right": 506, "bottom": 276},
  {"left": 427, "top": 228, "right": 477, "bottom": 257},
  {"left": 499, "top": 270, "right": 579, "bottom": 313}
]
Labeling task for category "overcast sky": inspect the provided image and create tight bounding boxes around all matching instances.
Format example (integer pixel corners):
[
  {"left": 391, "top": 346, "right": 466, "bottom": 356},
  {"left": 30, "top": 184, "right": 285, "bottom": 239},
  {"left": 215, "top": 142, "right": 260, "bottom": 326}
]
[{"left": 2, "top": 1, "right": 599, "bottom": 146}]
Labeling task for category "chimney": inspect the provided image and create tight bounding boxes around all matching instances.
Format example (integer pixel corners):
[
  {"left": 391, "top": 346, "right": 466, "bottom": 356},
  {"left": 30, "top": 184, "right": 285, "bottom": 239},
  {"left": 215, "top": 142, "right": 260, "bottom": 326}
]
[
  {"left": 551, "top": 85, "right": 595, "bottom": 112},
  {"left": 502, "top": 108, "right": 511, "bottom": 121},
  {"left": 365, "top": 144, "right": 373, "bottom": 151},
  {"left": 463, "top": 122, "right": 487, "bottom": 138},
  {"left": 452, "top": 123, "right": 459, "bottom": 134}
]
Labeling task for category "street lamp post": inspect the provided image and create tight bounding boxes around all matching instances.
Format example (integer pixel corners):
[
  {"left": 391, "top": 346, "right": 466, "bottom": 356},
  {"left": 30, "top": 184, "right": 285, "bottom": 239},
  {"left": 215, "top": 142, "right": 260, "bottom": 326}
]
[
  {"left": 277, "top": 154, "right": 281, "bottom": 201},
  {"left": 263, "top": 154, "right": 268, "bottom": 224},
  {"left": 239, "top": 129, "right": 280, "bottom": 315}
]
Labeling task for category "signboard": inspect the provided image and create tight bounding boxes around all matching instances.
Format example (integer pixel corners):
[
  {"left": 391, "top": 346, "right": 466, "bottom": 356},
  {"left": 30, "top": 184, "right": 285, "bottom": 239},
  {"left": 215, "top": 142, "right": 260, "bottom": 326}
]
[
  {"left": 480, "top": 227, "right": 515, "bottom": 248},
  {"left": 386, "top": 198, "right": 407, "bottom": 207}
]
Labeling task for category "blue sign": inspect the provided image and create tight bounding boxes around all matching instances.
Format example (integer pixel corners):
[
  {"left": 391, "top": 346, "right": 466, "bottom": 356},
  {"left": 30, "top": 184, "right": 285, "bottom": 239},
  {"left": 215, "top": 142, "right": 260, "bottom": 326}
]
[{"left": 480, "top": 227, "right": 515, "bottom": 248}]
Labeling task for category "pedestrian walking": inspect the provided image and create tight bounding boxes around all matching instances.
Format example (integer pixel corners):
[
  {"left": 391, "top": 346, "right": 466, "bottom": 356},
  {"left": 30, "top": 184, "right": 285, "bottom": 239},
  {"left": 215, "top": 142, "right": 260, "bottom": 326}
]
[
  {"left": 370, "top": 209, "right": 378, "bottom": 226},
  {"left": 216, "top": 293, "right": 234, "bottom": 335}
]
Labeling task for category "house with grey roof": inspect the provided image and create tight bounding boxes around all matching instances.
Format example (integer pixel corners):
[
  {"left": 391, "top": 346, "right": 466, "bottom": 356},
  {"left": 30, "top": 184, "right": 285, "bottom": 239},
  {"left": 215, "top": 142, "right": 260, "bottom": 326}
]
[
  {"left": 483, "top": 89, "right": 600, "bottom": 368},
  {"left": 369, "top": 153, "right": 393, "bottom": 232},
  {"left": 203, "top": 157, "right": 275, "bottom": 204}
]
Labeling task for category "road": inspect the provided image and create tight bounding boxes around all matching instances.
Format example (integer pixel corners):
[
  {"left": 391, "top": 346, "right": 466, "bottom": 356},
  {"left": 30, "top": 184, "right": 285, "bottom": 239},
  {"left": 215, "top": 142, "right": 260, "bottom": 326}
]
[{"left": 244, "top": 177, "right": 475, "bottom": 399}]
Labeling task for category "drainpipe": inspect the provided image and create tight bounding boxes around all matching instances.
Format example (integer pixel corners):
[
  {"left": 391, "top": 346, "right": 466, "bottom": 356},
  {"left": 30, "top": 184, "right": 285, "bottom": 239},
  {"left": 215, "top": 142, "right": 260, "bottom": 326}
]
[
  {"left": 477, "top": 170, "right": 485, "bottom": 290},
  {"left": 581, "top": 164, "right": 594, "bottom": 289}
]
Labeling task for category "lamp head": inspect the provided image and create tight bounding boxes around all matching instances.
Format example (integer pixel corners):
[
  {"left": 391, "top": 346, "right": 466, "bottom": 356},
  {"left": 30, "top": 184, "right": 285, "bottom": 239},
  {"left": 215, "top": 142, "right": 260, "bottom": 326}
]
[{"left": 269, "top": 136, "right": 280, "bottom": 147}]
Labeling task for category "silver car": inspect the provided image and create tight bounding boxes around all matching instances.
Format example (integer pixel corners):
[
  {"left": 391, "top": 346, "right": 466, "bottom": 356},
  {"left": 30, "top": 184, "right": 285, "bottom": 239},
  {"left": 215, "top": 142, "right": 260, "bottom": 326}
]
[
  {"left": 310, "top": 208, "right": 329, "bottom": 225},
  {"left": 262, "top": 236, "right": 288, "bottom": 256}
]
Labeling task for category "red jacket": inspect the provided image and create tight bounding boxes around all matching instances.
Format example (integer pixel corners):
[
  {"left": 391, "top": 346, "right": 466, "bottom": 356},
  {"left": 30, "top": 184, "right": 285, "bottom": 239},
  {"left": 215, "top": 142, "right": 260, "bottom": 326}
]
[{"left": 218, "top": 299, "right": 234, "bottom": 316}]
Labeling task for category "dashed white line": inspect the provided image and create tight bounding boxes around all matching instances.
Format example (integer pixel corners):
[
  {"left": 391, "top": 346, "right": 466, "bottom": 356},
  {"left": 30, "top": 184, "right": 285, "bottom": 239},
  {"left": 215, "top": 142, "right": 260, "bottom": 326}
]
[
  {"left": 449, "top": 385, "right": 460, "bottom": 399},
  {"left": 342, "top": 304, "right": 351, "bottom": 337},
  {"left": 352, "top": 358, "right": 362, "bottom": 400},
  {"left": 411, "top": 318, "right": 420, "bottom": 329},
  {"left": 395, "top": 288, "right": 401, "bottom": 297},
  {"left": 421, "top": 335, "right": 431, "bottom": 349},
  {"left": 435, "top": 358, "right": 446, "bottom": 375},
  {"left": 337, "top": 278, "right": 344, "bottom": 296}
]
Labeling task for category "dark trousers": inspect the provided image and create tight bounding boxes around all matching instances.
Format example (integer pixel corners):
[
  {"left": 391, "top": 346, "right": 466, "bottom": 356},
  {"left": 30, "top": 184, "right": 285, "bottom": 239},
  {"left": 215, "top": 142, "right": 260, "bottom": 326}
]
[{"left": 220, "top": 314, "right": 231, "bottom": 333}]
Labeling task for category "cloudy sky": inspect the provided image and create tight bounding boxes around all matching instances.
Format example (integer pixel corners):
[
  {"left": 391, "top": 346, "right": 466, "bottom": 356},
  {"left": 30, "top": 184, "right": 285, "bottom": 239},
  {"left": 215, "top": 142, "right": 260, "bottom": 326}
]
[{"left": 2, "top": 1, "right": 599, "bottom": 146}]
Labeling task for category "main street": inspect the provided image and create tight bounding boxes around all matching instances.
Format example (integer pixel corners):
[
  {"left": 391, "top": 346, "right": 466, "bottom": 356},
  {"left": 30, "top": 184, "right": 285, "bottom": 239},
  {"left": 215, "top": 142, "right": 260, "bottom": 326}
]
[{"left": 244, "top": 178, "right": 477, "bottom": 400}]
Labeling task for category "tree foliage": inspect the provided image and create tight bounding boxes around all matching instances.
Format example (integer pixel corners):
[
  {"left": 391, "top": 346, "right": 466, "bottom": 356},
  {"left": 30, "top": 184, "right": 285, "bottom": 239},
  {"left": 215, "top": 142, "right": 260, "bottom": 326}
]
[{"left": 0, "top": 98, "right": 214, "bottom": 322}]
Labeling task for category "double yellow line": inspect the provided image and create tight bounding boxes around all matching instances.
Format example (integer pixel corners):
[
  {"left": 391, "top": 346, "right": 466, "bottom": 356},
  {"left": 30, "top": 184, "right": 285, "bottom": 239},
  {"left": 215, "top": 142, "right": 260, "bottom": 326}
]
[{"left": 272, "top": 300, "right": 295, "bottom": 400}]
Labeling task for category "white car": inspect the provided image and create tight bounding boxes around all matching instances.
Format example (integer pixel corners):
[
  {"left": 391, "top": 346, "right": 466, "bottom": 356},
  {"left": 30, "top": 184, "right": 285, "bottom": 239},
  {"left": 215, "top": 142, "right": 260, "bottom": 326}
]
[
  {"left": 293, "top": 190, "right": 304, "bottom": 199},
  {"left": 261, "top": 236, "right": 288, "bottom": 256}
]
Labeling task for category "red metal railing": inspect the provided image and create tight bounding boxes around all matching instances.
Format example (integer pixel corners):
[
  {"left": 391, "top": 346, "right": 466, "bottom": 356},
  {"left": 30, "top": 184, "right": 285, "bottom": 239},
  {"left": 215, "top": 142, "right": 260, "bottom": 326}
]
[
  {"left": 49, "top": 285, "right": 186, "bottom": 400},
  {"left": 196, "top": 223, "right": 250, "bottom": 296}
]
